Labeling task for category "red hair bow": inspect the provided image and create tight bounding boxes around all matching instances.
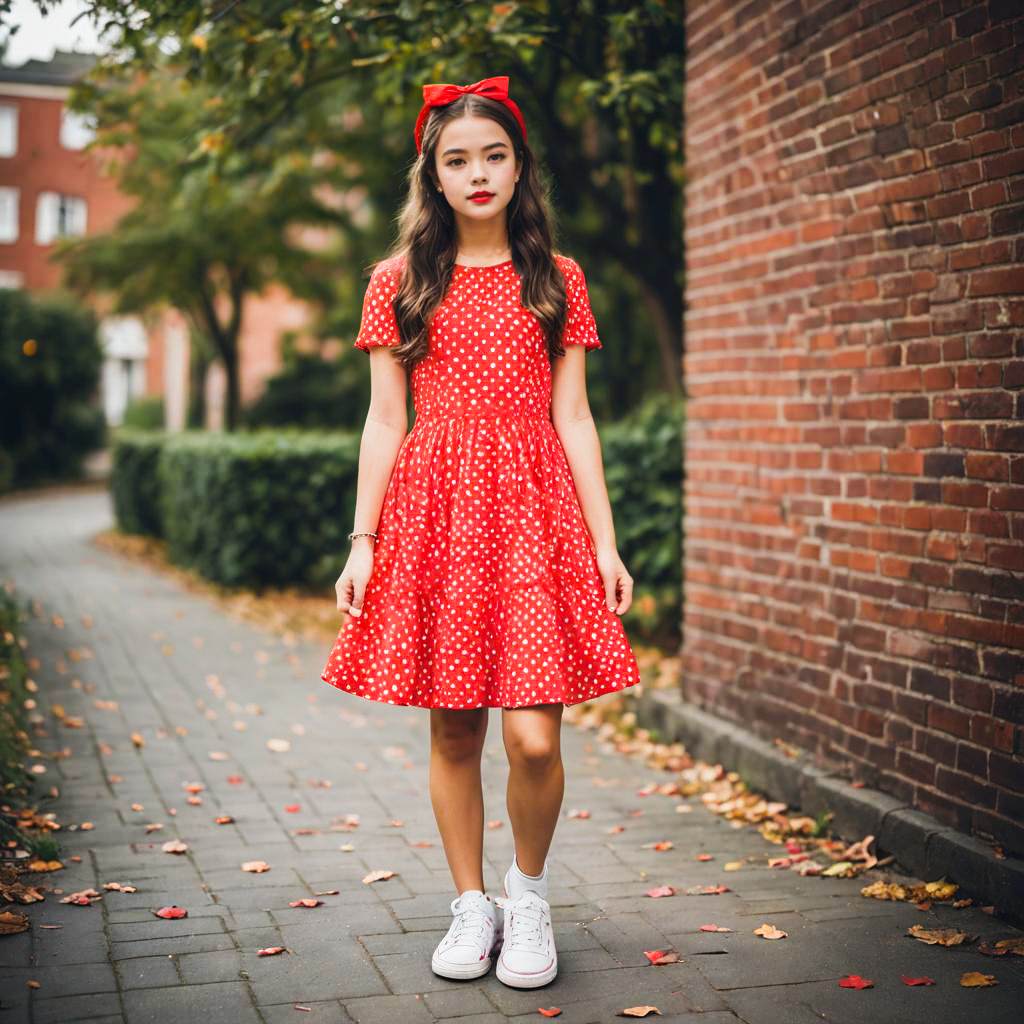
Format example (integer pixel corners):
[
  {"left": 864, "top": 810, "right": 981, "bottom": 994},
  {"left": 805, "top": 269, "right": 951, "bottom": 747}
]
[{"left": 413, "top": 74, "right": 528, "bottom": 153}]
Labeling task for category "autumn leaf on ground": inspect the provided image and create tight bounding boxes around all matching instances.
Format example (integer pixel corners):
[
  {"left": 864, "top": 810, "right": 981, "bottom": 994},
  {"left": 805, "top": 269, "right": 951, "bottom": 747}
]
[
  {"left": 103, "top": 882, "right": 137, "bottom": 893},
  {"left": 695, "top": 853, "right": 714, "bottom": 861},
  {"left": 538, "top": 1009, "right": 561, "bottom": 1017},
  {"left": 161, "top": 840, "right": 189, "bottom": 854},
  {"left": 284, "top": 805, "right": 300, "bottom": 813},
  {"left": 208, "top": 751, "right": 229, "bottom": 761},
  {"left": 227, "top": 775, "right": 244, "bottom": 784},
  {"left": 144, "top": 823, "right": 164, "bottom": 833},
  {"left": 607, "top": 825, "right": 626, "bottom": 834},
  {"left": 838, "top": 974, "right": 872, "bottom": 989},
  {"left": 288, "top": 899, "right": 322, "bottom": 908},
  {"left": 980, "top": 937, "right": 1024, "bottom": 956},
  {"left": 362, "top": 869, "right": 397, "bottom": 884},
  {"left": 266, "top": 738, "right": 290, "bottom": 753},
  {"left": 685, "top": 884, "right": 730, "bottom": 895},
  {"left": 567, "top": 808, "right": 590, "bottom": 819},
  {"left": 821, "top": 861, "right": 854, "bottom": 877},
  {"left": 59, "top": 888, "right": 102, "bottom": 905},
  {"left": 257, "top": 946, "right": 290, "bottom": 956},
  {"left": 183, "top": 782, "right": 204, "bottom": 794},
  {"left": 389, "top": 819, "right": 404, "bottom": 827},
  {"left": 0, "top": 911, "right": 30, "bottom": 934},
  {"left": 130, "top": 732, "right": 145, "bottom": 748},
  {"left": 641, "top": 841, "right": 673, "bottom": 851},
  {"left": 618, "top": 1007, "right": 661, "bottom": 1018},
  {"left": 241, "top": 861, "right": 271, "bottom": 873},
  {"left": 25, "top": 860, "right": 62, "bottom": 873},
  {"left": 699, "top": 924, "right": 733, "bottom": 932},
  {"left": 723, "top": 861, "right": 744, "bottom": 871},
  {"left": 753, "top": 923, "right": 787, "bottom": 939},
  {"left": 647, "top": 885, "right": 676, "bottom": 898},
  {"left": 901, "top": 975, "right": 935, "bottom": 985},
  {"left": 643, "top": 949, "right": 680, "bottom": 965},
  {"left": 153, "top": 905, "right": 188, "bottom": 919},
  {"left": 214, "top": 815, "right": 234, "bottom": 825},
  {"left": 960, "top": 971, "right": 997, "bottom": 987},
  {"left": 339, "top": 843, "right": 355, "bottom": 852},
  {"left": 906, "top": 924, "right": 975, "bottom": 947}
]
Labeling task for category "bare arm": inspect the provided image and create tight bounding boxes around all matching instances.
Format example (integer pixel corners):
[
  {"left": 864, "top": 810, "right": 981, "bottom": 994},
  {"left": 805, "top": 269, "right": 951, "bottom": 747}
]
[
  {"left": 550, "top": 347, "right": 633, "bottom": 615},
  {"left": 337, "top": 347, "right": 408, "bottom": 616}
]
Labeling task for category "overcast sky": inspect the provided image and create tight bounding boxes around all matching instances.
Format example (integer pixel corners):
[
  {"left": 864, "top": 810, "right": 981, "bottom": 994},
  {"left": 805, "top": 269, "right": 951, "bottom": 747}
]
[{"left": 2, "top": 0, "right": 108, "bottom": 66}]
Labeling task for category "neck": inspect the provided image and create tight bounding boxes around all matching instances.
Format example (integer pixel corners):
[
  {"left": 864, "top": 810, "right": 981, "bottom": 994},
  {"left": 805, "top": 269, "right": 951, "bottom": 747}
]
[{"left": 453, "top": 211, "right": 511, "bottom": 263}]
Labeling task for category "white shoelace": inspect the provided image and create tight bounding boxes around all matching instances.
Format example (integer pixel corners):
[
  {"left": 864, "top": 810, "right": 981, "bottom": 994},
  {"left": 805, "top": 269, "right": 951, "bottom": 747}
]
[
  {"left": 495, "top": 892, "right": 546, "bottom": 948},
  {"left": 447, "top": 895, "right": 494, "bottom": 946}
]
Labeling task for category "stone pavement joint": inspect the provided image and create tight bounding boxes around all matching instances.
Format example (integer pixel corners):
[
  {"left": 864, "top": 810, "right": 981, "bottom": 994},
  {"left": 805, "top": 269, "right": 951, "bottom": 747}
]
[{"left": 1, "top": 486, "right": 1023, "bottom": 1024}]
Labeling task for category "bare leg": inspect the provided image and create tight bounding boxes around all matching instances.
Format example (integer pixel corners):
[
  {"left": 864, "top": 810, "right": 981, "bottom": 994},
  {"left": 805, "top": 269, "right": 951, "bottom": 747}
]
[
  {"left": 501, "top": 703, "right": 565, "bottom": 876},
  {"left": 428, "top": 707, "right": 489, "bottom": 893}
]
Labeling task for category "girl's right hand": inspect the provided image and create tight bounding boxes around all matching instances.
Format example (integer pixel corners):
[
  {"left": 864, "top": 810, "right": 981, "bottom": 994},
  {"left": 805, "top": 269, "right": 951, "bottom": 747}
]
[{"left": 336, "top": 542, "right": 374, "bottom": 617}]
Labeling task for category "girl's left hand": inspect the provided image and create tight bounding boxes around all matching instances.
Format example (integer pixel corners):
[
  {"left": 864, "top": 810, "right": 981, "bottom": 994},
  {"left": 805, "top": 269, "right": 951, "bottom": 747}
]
[{"left": 595, "top": 547, "right": 633, "bottom": 616}]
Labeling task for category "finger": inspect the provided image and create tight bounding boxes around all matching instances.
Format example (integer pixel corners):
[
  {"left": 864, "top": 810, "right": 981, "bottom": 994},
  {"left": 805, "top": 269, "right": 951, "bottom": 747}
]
[
  {"left": 350, "top": 586, "right": 366, "bottom": 617},
  {"left": 603, "top": 575, "right": 617, "bottom": 611}
]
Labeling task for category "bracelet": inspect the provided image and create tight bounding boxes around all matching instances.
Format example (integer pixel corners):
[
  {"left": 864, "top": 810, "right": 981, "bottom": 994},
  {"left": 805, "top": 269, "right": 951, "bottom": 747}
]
[{"left": 348, "top": 530, "right": 378, "bottom": 542}]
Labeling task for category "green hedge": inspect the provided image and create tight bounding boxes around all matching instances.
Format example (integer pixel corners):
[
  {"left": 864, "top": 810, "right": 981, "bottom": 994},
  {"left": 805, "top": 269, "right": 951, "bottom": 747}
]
[
  {"left": 111, "top": 395, "right": 683, "bottom": 641},
  {"left": 0, "top": 583, "right": 33, "bottom": 847}
]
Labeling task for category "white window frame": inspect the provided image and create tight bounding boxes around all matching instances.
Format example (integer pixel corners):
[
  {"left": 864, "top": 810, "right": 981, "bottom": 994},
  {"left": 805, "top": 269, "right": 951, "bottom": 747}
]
[
  {"left": 0, "top": 186, "right": 18, "bottom": 243},
  {"left": 35, "top": 192, "right": 88, "bottom": 244},
  {"left": 0, "top": 104, "right": 17, "bottom": 158},
  {"left": 59, "top": 107, "right": 96, "bottom": 150}
]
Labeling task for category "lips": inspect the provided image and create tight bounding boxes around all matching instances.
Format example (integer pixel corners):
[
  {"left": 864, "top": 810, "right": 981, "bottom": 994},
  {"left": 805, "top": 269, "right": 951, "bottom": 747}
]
[{"left": 469, "top": 191, "right": 494, "bottom": 198}]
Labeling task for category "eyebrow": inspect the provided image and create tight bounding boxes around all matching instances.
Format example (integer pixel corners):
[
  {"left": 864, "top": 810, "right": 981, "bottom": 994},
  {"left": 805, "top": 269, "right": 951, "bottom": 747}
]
[{"left": 440, "top": 141, "right": 510, "bottom": 157}]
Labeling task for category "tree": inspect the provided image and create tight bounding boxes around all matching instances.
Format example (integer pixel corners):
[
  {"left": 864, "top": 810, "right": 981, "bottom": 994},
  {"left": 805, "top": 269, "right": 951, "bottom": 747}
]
[{"left": 37, "top": 0, "right": 684, "bottom": 399}]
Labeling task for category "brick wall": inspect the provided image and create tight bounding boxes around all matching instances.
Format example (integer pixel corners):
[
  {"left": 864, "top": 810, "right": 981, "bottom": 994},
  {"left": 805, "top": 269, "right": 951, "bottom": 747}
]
[{"left": 681, "top": 0, "right": 1024, "bottom": 855}]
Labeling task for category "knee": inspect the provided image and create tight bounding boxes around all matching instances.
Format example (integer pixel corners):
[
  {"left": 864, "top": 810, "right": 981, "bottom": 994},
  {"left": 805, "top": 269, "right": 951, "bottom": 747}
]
[
  {"left": 507, "top": 733, "right": 559, "bottom": 771},
  {"left": 430, "top": 713, "right": 485, "bottom": 763}
]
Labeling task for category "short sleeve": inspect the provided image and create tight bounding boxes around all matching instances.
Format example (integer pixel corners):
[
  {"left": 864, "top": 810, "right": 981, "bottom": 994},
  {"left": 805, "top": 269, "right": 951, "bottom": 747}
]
[
  {"left": 353, "top": 259, "right": 401, "bottom": 352},
  {"left": 558, "top": 255, "right": 603, "bottom": 351}
]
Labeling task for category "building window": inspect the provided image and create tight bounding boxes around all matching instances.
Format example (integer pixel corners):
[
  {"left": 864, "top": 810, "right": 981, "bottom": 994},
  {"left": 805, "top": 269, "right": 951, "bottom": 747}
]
[
  {"left": 0, "top": 105, "right": 16, "bottom": 157},
  {"left": 0, "top": 269, "right": 23, "bottom": 288},
  {"left": 59, "top": 108, "right": 96, "bottom": 150},
  {"left": 35, "top": 192, "right": 87, "bottom": 244},
  {"left": 0, "top": 186, "right": 18, "bottom": 243}
]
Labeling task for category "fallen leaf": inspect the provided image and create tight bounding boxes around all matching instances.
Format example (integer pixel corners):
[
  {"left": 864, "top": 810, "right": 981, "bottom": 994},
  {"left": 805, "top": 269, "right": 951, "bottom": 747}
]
[
  {"left": 838, "top": 974, "right": 873, "bottom": 989},
  {"left": 698, "top": 924, "right": 732, "bottom": 932},
  {"left": 641, "top": 841, "right": 673, "bottom": 851},
  {"left": 0, "top": 911, "right": 30, "bottom": 935},
  {"left": 959, "top": 971, "right": 997, "bottom": 987},
  {"left": 284, "top": 805, "right": 301, "bottom": 813},
  {"left": 607, "top": 825, "right": 626, "bottom": 834},
  {"left": 567, "top": 808, "right": 591, "bottom": 819},
  {"left": 266, "top": 738, "right": 290, "bottom": 753},
  {"left": 901, "top": 975, "right": 935, "bottom": 985},
  {"left": 685, "top": 884, "right": 730, "bottom": 895},
  {"left": 538, "top": 1010, "right": 562, "bottom": 1018},
  {"left": 695, "top": 853, "right": 714, "bottom": 862},
  {"left": 906, "top": 924, "right": 975, "bottom": 947},
  {"left": 153, "top": 905, "right": 188, "bottom": 919},
  {"left": 288, "top": 899, "right": 322, "bottom": 908},
  {"left": 241, "top": 861, "right": 271, "bottom": 873},
  {"left": 618, "top": 1007, "right": 661, "bottom": 1018},
  {"left": 723, "top": 861, "right": 745, "bottom": 871},
  {"left": 161, "top": 840, "right": 189, "bottom": 855},
  {"left": 753, "top": 923, "right": 787, "bottom": 939},
  {"left": 643, "top": 949, "right": 680, "bottom": 965},
  {"left": 980, "top": 937, "right": 1024, "bottom": 956},
  {"left": 646, "top": 885, "right": 676, "bottom": 898},
  {"left": 214, "top": 815, "right": 234, "bottom": 825},
  {"left": 339, "top": 843, "right": 355, "bottom": 852},
  {"left": 362, "top": 869, "right": 397, "bottom": 884},
  {"left": 257, "top": 946, "right": 289, "bottom": 956}
]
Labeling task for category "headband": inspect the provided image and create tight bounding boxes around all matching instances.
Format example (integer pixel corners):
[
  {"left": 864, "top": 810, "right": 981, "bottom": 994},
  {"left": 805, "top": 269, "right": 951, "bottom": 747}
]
[{"left": 413, "top": 74, "right": 528, "bottom": 153}]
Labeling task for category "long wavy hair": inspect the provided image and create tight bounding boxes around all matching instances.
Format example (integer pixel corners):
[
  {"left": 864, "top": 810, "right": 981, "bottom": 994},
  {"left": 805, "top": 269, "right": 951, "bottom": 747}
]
[{"left": 373, "top": 90, "right": 570, "bottom": 368}]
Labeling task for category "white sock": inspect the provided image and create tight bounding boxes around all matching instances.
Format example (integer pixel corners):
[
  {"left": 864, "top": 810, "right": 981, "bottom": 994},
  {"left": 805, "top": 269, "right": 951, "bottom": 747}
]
[{"left": 507, "top": 854, "right": 548, "bottom": 900}]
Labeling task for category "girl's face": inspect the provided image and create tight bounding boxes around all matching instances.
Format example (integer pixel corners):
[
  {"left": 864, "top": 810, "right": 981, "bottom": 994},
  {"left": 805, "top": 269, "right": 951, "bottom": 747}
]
[{"left": 433, "top": 114, "right": 519, "bottom": 222}]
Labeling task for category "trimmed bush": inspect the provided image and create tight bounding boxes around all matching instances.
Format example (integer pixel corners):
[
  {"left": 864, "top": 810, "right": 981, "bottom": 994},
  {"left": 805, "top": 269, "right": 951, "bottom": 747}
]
[
  {"left": 111, "top": 430, "right": 169, "bottom": 536},
  {"left": 0, "top": 288, "right": 106, "bottom": 490}
]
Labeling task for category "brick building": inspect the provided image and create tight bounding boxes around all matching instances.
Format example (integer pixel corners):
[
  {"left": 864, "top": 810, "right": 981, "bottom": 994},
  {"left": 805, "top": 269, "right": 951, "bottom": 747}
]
[
  {"left": 680, "top": 0, "right": 1023, "bottom": 859},
  {"left": 0, "top": 48, "right": 312, "bottom": 430}
]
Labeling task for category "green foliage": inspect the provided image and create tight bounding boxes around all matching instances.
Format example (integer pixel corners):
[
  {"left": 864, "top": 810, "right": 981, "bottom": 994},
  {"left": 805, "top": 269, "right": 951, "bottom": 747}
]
[
  {"left": 601, "top": 391, "right": 684, "bottom": 648},
  {"left": 0, "top": 583, "right": 34, "bottom": 846},
  {"left": 111, "top": 430, "right": 168, "bottom": 536},
  {"left": 242, "top": 350, "right": 370, "bottom": 431},
  {"left": 121, "top": 394, "right": 166, "bottom": 430},
  {"left": 0, "top": 288, "right": 107, "bottom": 490},
  {"left": 111, "top": 429, "right": 361, "bottom": 591}
]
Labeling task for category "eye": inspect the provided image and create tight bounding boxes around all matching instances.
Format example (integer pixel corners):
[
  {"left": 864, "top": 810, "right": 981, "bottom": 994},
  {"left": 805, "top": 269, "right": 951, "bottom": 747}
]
[
  {"left": 489, "top": 153, "right": 506, "bottom": 161},
  {"left": 446, "top": 157, "right": 465, "bottom": 167}
]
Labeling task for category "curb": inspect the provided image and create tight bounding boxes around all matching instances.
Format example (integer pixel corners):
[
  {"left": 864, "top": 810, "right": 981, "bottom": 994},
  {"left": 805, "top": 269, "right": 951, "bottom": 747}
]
[{"left": 623, "top": 686, "right": 1024, "bottom": 929}]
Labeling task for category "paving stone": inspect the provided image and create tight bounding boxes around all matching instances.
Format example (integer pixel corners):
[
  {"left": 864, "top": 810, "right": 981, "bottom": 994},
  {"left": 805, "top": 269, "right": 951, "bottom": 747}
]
[
  {"left": 259, "top": 1001, "right": 354, "bottom": 1023},
  {"left": 122, "top": 981, "right": 262, "bottom": 1023},
  {"left": 421, "top": 986, "right": 495, "bottom": 1018},
  {"left": 117, "top": 954, "right": 182, "bottom": 990},
  {"left": 33, "top": 992, "right": 122, "bottom": 1024},
  {"left": 341, "top": 992, "right": 436, "bottom": 1024},
  {"left": 176, "top": 949, "right": 243, "bottom": 985}
]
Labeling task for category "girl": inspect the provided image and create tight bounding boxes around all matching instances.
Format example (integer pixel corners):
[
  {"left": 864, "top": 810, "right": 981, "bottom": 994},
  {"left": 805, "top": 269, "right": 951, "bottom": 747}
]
[{"left": 321, "top": 75, "right": 641, "bottom": 989}]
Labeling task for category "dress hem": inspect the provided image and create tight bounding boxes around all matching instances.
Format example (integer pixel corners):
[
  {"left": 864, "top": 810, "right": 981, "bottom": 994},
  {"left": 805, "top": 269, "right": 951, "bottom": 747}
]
[{"left": 319, "top": 671, "right": 637, "bottom": 710}]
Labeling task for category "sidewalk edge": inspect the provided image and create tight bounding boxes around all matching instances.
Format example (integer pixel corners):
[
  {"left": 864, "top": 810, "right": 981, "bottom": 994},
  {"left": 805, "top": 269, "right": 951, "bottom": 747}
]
[{"left": 622, "top": 686, "right": 1024, "bottom": 929}]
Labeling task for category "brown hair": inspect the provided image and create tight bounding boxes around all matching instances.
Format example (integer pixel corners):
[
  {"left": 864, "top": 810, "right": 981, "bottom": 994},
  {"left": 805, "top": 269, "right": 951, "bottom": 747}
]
[{"left": 373, "top": 90, "right": 570, "bottom": 367}]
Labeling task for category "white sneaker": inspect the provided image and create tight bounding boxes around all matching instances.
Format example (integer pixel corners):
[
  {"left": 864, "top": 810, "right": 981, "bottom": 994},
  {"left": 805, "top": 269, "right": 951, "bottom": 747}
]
[
  {"left": 431, "top": 889, "right": 504, "bottom": 980},
  {"left": 494, "top": 890, "right": 557, "bottom": 988}
]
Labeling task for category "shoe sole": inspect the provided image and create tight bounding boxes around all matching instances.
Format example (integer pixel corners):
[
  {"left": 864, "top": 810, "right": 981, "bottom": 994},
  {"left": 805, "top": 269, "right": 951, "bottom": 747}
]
[{"left": 431, "top": 930, "right": 504, "bottom": 980}]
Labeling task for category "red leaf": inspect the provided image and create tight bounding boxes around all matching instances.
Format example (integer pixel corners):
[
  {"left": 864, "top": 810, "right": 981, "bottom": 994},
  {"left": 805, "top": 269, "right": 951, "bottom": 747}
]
[
  {"left": 257, "top": 946, "right": 288, "bottom": 956},
  {"left": 284, "top": 804, "right": 301, "bottom": 813},
  {"left": 538, "top": 1009, "right": 562, "bottom": 1018},
  {"left": 288, "top": 898, "right": 322, "bottom": 908},
  {"left": 153, "top": 905, "right": 188, "bottom": 919},
  {"left": 838, "top": 974, "right": 873, "bottom": 989},
  {"left": 901, "top": 975, "right": 936, "bottom": 986},
  {"left": 647, "top": 885, "right": 677, "bottom": 899},
  {"left": 642, "top": 949, "right": 679, "bottom": 965},
  {"left": 698, "top": 924, "right": 732, "bottom": 932},
  {"left": 695, "top": 853, "right": 714, "bottom": 861}
]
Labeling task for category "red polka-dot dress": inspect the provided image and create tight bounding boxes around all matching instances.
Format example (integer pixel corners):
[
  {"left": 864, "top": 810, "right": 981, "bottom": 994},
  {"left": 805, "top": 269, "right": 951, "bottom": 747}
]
[{"left": 320, "top": 251, "right": 641, "bottom": 710}]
